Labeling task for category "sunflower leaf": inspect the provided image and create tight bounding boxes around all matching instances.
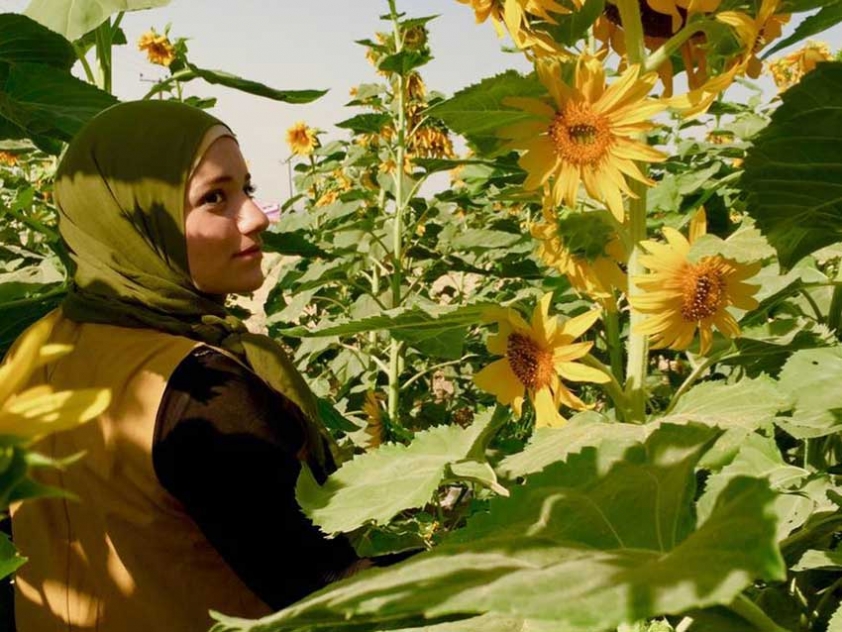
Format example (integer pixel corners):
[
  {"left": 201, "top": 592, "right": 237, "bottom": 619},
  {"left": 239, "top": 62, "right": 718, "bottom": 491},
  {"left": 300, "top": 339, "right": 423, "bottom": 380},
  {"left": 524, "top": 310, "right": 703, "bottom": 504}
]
[
  {"left": 742, "top": 62, "right": 842, "bottom": 270},
  {"left": 295, "top": 407, "right": 503, "bottom": 535},
  {"left": 427, "top": 70, "right": 545, "bottom": 152},
  {"left": 214, "top": 424, "right": 786, "bottom": 632},
  {"left": 24, "top": 0, "right": 172, "bottom": 41}
]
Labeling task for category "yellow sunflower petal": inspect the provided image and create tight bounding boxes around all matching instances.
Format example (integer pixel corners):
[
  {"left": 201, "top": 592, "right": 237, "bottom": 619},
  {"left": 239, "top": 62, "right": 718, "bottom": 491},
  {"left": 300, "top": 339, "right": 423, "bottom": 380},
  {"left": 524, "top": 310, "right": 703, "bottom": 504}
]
[{"left": 474, "top": 358, "right": 524, "bottom": 406}]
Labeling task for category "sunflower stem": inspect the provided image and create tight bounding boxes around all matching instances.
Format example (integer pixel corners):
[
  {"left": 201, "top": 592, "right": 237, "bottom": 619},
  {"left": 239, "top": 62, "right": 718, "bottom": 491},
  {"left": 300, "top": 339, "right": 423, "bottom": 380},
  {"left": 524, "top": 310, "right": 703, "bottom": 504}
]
[
  {"left": 624, "top": 177, "right": 650, "bottom": 422},
  {"left": 664, "top": 351, "right": 723, "bottom": 415},
  {"left": 615, "top": 0, "right": 646, "bottom": 67},
  {"left": 644, "top": 18, "right": 713, "bottom": 76},
  {"left": 604, "top": 307, "right": 624, "bottom": 387},
  {"left": 728, "top": 595, "right": 791, "bottom": 632},
  {"left": 387, "top": 0, "right": 407, "bottom": 425},
  {"left": 582, "top": 354, "right": 629, "bottom": 418}
]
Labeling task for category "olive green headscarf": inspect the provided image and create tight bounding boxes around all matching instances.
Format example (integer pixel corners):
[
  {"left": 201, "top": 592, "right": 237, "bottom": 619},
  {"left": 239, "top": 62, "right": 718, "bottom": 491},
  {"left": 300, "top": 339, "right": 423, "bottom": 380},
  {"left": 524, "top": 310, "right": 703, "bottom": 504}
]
[{"left": 56, "top": 100, "right": 327, "bottom": 465}]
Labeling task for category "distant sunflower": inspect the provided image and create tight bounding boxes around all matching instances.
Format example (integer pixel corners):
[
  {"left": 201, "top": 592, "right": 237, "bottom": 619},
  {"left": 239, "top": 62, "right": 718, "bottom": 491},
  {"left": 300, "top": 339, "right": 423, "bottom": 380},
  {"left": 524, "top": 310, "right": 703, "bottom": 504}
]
[
  {"left": 631, "top": 224, "right": 761, "bottom": 355},
  {"left": 137, "top": 30, "right": 175, "bottom": 67},
  {"left": 474, "top": 293, "right": 609, "bottom": 428},
  {"left": 362, "top": 391, "right": 385, "bottom": 450},
  {"left": 500, "top": 55, "right": 666, "bottom": 222},
  {"left": 285, "top": 121, "right": 318, "bottom": 156}
]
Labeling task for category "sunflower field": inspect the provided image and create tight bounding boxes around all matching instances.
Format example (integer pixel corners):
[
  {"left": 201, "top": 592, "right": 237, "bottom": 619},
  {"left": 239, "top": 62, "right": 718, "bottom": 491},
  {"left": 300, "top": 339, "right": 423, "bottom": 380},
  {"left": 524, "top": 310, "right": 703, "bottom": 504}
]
[{"left": 5, "top": 0, "right": 842, "bottom": 630}]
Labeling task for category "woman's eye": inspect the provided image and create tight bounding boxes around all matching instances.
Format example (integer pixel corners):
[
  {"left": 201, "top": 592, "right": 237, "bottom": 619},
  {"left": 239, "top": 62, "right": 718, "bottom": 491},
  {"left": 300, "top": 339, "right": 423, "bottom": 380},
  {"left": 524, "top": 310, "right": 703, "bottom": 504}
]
[
  {"left": 244, "top": 183, "right": 257, "bottom": 198},
  {"left": 201, "top": 190, "right": 225, "bottom": 206}
]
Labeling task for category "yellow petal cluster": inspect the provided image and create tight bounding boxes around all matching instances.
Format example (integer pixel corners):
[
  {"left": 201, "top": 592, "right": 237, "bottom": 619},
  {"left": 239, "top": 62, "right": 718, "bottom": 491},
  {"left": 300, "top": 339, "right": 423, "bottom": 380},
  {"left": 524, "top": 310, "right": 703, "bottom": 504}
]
[
  {"left": 474, "top": 293, "right": 609, "bottom": 427},
  {"left": 716, "top": 0, "right": 790, "bottom": 78},
  {"left": 137, "top": 30, "right": 176, "bottom": 67},
  {"left": 362, "top": 391, "right": 385, "bottom": 450},
  {"left": 286, "top": 121, "right": 318, "bottom": 157},
  {"left": 0, "top": 311, "right": 110, "bottom": 441},
  {"left": 768, "top": 41, "right": 834, "bottom": 92},
  {"left": 631, "top": 226, "right": 761, "bottom": 355},
  {"left": 0, "top": 151, "right": 18, "bottom": 167},
  {"left": 500, "top": 55, "right": 666, "bottom": 222}
]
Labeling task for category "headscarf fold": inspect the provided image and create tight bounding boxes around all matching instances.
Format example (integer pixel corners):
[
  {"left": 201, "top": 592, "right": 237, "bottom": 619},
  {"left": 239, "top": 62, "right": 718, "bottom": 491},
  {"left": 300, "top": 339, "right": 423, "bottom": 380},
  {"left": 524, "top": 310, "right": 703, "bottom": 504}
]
[{"left": 55, "top": 100, "right": 328, "bottom": 466}]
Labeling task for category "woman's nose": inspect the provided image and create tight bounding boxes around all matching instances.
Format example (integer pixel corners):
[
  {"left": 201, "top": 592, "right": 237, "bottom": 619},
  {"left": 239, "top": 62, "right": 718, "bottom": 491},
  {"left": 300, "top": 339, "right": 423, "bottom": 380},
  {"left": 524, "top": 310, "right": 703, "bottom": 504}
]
[{"left": 239, "top": 197, "right": 270, "bottom": 235}]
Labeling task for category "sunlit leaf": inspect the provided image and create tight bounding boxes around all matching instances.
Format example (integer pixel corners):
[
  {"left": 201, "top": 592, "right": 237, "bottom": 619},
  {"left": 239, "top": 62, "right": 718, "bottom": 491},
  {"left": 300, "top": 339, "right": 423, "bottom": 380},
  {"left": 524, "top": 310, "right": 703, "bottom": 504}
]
[
  {"left": 742, "top": 62, "right": 842, "bottom": 270},
  {"left": 24, "top": 0, "right": 172, "bottom": 41},
  {"left": 296, "top": 408, "right": 504, "bottom": 535},
  {"left": 213, "top": 425, "right": 785, "bottom": 632}
]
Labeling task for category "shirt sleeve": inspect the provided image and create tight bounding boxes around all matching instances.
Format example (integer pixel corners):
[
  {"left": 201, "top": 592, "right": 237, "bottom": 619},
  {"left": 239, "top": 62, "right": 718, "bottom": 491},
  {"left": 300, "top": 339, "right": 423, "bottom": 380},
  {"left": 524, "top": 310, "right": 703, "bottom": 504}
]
[{"left": 152, "top": 346, "right": 362, "bottom": 610}]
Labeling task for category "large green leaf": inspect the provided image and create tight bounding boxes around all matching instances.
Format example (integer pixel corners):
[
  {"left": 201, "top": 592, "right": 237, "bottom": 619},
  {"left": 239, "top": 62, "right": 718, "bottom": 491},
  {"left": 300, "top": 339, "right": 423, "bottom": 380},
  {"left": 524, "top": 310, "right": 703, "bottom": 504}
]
[
  {"left": 775, "top": 347, "right": 842, "bottom": 439},
  {"left": 696, "top": 434, "right": 809, "bottom": 529},
  {"left": 296, "top": 408, "right": 506, "bottom": 535},
  {"left": 0, "top": 13, "right": 75, "bottom": 69},
  {"left": 24, "top": 0, "right": 171, "bottom": 41},
  {"left": 212, "top": 424, "right": 785, "bottom": 632},
  {"left": 497, "top": 411, "right": 647, "bottom": 479},
  {"left": 427, "top": 71, "right": 544, "bottom": 152},
  {"left": 660, "top": 376, "right": 793, "bottom": 430},
  {"left": 742, "top": 62, "right": 842, "bottom": 270},
  {"left": 0, "top": 61, "right": 116, "bottom": 150}
]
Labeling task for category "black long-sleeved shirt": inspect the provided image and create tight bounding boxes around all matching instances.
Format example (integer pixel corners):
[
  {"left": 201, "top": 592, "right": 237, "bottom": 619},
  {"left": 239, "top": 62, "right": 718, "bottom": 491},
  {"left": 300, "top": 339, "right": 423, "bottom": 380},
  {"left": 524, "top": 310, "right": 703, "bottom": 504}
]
[{"left": 152, "top": 346, "right": 360, "bottom": 610}]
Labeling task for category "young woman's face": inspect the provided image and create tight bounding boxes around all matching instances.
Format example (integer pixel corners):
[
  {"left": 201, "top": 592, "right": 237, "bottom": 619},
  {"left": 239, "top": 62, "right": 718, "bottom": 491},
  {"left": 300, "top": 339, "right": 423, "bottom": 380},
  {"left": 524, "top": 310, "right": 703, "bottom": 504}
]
[{"left": 184, "top": 136, "right": 269, "bottom": 295}]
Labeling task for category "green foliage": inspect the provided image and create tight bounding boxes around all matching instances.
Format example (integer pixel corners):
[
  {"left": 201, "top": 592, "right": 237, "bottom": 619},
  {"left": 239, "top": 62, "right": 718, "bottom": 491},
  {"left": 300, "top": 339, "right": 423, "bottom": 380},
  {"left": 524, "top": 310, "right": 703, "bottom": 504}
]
[
  {"left": 743, "top": 62, "right": 842, "bottom": 270},
  {"left": 0, "top": 14, "right": 116, "bottom": 152},
  {"left": 24, "top": 0, "right": 172, "bottom": 41},
  {"left": 212, "top": 424, "right": 785, "bottom": 632},
  {"left": 182, "top": 63, "right": 328, "bottom": 104},
  {"left": 296, "top": 407, "right": 506, "bottom": 535},
  {"left": 427, "top": 71, "right": 545, "bottom": 153}
]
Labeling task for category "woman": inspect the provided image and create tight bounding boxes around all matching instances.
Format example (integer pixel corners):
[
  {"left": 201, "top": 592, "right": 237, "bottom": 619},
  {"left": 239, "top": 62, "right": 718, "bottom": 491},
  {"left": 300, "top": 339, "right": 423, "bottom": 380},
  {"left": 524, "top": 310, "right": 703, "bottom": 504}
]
[{"left": 9, "top": 100, "right": 366, "bottom": 631}]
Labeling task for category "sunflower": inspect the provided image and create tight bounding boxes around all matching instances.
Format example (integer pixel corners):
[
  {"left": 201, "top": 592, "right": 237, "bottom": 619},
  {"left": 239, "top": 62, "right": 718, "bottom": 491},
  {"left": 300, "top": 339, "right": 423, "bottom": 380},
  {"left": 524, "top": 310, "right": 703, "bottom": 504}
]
[
  {"left": 531, "top": 205, "right": 627, "bottom": 310},
  {"left": 500, "top": 55, "right": 666, "bottom": 222},
  {"left": 474, "top": 293, "right": 609, "bottom": 428},
  {"left": 768, "top": 41, "right": 833, "bottom": 92},
  {"left": 361, "top": 391, "right": 385, "bottom": 450},
  {"left": 0, "top": 151, "right": 18, "bottom": 167},
  {"left": 410, "top": 125, "right": 455, "bottom": 159},
  {"left": 630, "top": 219, "right": 761, "bottom": 355},
  {"left": 716, "top": 0, "right": 790, "bottom": 78},
  {"left": 285, "top": 121, "right": 318, "bottom": 156},
  {"left": 137, "top": 30, "right": 176, "bottom": 67}
]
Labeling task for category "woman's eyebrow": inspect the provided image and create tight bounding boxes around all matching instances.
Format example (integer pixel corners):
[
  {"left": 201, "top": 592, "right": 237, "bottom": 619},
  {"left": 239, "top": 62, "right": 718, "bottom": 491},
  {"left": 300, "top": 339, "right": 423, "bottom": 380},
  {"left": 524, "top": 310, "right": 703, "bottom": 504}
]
[{"left": 200, "top": 172, "right": 252, "bottom": 187}]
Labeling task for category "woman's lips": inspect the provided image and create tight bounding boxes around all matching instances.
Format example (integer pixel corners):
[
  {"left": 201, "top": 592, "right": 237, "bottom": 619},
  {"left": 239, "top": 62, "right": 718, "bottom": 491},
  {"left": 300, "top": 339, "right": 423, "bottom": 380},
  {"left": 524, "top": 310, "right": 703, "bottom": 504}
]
[{"left": 234, "top": 244, "right": 262, "bottom": 258}]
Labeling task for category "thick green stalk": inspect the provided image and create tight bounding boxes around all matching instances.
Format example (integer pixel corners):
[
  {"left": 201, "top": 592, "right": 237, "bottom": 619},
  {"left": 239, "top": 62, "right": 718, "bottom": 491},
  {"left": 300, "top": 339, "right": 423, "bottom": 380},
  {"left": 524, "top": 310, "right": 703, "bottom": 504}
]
[
  {"left": 729, "top": 595, "right": 791, "bottom": 632},
  {"left": 94, "top": 19, "right": 113, "bottom": 93},
  {"left": 604, "top": 307, "right": 624, "bottom": 386},
  {"left": 386, "top": 0, "right": 407, "bottom": 423},
  {"left": 614, "top": 0, "right": 646, "bottom": 66},
  {"left": 614, "top": 0, "right": 650, "bottom": 422}
]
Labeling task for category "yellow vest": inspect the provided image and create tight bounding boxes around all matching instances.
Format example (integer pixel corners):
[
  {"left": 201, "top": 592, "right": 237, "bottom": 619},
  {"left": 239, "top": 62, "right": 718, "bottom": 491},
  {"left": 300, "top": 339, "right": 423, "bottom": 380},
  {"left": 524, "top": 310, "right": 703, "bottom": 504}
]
[{"left": 11, "top": 313, "right": 272, "bottom": 631}]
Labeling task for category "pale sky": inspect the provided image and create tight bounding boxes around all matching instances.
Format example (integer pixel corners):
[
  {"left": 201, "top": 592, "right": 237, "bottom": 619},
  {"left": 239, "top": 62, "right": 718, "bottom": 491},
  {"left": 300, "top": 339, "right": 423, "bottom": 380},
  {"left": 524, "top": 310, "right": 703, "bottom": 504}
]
[{"left": 4, "top": 0, "right": 842, "bottom": 204}]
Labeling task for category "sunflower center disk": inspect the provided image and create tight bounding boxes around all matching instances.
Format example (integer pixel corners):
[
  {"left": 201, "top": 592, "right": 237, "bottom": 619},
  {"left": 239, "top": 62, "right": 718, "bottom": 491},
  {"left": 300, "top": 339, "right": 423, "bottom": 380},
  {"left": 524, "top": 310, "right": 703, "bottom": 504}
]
[
  {"left": 681, "top": 261, "right": 726, "bottom": 322},
  {"left": 549, "top": 103, "right": 611, "bottom": 166},
  {"left": 506, "top": 333, "right": 555, "bottom": 391}
]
